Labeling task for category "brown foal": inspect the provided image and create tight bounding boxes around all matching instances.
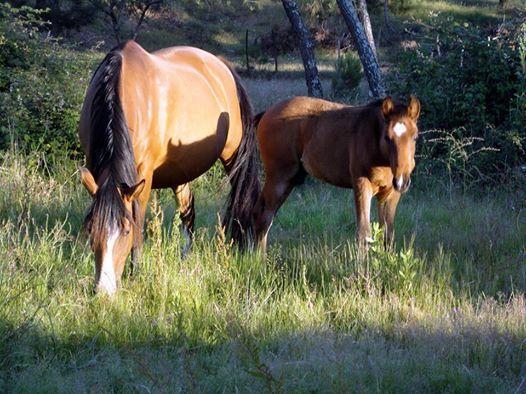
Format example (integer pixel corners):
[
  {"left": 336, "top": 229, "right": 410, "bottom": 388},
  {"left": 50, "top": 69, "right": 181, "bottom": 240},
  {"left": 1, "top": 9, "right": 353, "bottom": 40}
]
[{"left": 252, "top": 95, "right": 421, "bottom": 252}]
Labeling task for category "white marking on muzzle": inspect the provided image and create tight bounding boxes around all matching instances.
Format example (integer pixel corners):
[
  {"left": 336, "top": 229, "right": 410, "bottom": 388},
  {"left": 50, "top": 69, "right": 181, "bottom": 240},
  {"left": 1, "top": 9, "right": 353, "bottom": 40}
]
[
  {"left": 97, "top": 227, "right": 118, "bottom": 295},
  {"left": 393, "top": 122, "right": 407, "bottom": 137},
  {"left": 397, "top": 176, "right": 404, "bottom": 190}
]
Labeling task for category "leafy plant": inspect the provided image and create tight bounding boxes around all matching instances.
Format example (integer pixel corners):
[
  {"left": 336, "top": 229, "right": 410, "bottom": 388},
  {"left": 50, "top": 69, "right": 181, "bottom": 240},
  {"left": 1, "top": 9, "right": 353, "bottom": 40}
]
[
  {"left": 391, "top": 18, "right": 526, "bottom": 183},
  {"left": 0, "top": 3, "right": 96, "bottom": 161},
  {"left": 332, "top": 50, "right": 363, "bottom": 94}
]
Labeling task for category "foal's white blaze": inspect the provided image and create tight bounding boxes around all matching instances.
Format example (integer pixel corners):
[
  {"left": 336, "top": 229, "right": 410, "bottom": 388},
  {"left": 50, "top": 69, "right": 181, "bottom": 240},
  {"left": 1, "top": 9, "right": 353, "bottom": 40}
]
[
  {"left": 98, "top": 226, "right": 118, "bottom": 295},
  {"left": 393, "top": 122, "right": 407, "bottom": 137},
  {"left": 397, "top": 176, "right": 404, "bottom": 190}
]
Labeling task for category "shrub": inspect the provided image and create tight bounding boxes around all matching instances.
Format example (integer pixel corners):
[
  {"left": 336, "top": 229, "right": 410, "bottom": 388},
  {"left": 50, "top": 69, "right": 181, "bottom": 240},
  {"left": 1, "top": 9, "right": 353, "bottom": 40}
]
[
  {"left": 391, "top": 18, "right": 526, "bottom": 182},
  {"left": 332, "top": 51, "right": 363, "bottom": 94},
  {"left": 0, "top": 3, "right": 97, "bottom": 161}
]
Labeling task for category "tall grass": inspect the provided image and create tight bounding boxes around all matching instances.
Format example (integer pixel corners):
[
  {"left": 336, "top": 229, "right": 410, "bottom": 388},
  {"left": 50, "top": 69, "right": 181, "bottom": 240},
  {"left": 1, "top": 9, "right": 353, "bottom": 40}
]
[{"left": 0, "top": 146, "right": 525, "bottom": 392}]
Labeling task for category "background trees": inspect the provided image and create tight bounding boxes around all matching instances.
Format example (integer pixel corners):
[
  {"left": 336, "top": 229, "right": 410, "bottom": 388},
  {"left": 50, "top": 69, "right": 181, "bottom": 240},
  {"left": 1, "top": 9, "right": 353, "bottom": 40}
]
[
  {"left": 0, "top": 0, "right": 524, "bottom": 181},
  {"left": 89, "top": 0, "right": 166, "bottom": 43}
]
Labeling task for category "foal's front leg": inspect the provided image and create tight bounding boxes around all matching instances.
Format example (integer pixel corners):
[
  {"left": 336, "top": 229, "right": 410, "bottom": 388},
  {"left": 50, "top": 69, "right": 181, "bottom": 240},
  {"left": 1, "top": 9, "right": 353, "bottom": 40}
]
[
  {"left": 377, "top": 188, "right": 401, "bottom": 248},
  {"left": 353, "top": 177, "right": 374, "bottom": 248}
]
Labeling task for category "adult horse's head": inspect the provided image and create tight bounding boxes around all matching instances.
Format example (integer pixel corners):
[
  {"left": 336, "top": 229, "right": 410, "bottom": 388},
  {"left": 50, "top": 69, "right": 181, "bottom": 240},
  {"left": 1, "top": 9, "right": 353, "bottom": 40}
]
[
  {"left": 80, "top": 168, "right": 145, "bottom": 295},
  {"left": 379, "top": 96, "right": 420, "bottom": 193}
]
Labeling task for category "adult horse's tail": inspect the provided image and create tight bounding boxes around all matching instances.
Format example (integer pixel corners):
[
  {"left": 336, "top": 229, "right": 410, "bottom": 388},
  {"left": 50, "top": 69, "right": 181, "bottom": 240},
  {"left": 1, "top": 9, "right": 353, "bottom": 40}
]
[{"left": 220, "top": 58, "right": 260, "bottom": 249}]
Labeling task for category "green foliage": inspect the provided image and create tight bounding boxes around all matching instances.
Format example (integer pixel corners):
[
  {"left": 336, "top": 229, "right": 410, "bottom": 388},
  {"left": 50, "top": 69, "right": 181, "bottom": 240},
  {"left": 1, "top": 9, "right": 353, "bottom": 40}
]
[
  {"left": 300, "top": 0, "right": 339, "bottom": 24},
  {"left": 10, "top": 0, "right": 98, "bottom": 31},
  {"left": 0, "top": 3, "right": 96, "bottom": 159},
  {"left": 332, "top": 50, "right": 363, "bottom": 94},
  {"left": 391, "top": 18, "right": 526, "bottom": 182},
  {"left": 387, "top": 0, "right": 426, "bottom": 13},
  {"left": 182, "top": 0, "right": 259, "bottom": 21}
]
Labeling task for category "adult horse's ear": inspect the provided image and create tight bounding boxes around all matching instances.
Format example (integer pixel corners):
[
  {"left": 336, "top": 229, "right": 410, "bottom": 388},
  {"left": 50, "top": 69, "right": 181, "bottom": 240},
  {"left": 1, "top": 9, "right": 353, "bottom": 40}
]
[
  {"left": 408, "top": 96, "right": 421, "bottom": 120},
  {"left": 80, "top": 167, "right": 98, "bottom": 196},
  {"left": 381, "top": 96, "right": 394, "bottom": 118},
  {"left": 121, "top": 179, "right": 145, "bottom": 201}
]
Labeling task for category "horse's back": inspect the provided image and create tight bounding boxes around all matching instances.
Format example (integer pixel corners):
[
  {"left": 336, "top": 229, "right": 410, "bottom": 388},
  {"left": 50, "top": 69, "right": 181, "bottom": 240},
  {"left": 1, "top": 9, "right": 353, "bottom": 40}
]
[
  {"left": 134, "top": 43, "right": 243, "bottom": 182},
  {"left": 257, "top": 96, "right": 353, "bottom": 187}
]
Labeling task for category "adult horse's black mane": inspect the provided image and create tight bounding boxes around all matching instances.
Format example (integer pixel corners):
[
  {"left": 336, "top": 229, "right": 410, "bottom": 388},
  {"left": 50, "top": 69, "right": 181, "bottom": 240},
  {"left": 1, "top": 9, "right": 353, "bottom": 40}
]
[{"left": 84, "top": 43, "right": 139, "bottom": 246}]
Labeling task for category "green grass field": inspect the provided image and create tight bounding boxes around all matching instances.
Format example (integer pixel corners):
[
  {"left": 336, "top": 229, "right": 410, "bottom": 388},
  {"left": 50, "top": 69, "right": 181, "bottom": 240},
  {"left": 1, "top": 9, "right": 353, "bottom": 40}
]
[{"left": 1, "top": 109, "right": 525, "bottom": 391}]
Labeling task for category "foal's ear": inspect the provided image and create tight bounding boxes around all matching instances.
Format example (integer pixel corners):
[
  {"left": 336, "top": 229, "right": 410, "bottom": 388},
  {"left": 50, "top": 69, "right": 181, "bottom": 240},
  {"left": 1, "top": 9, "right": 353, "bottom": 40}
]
[
  {"left": 408, "top": 96, "right": 421, "bottom": 120},
  {"left": 381, "top": 96, "right": 394, "bottom": 118},
  {"left": 80, "top": 167, "right": 98, "bottom": 197},
  {"left": 121, "top": 179, "right": 145, "bottom": 202}
]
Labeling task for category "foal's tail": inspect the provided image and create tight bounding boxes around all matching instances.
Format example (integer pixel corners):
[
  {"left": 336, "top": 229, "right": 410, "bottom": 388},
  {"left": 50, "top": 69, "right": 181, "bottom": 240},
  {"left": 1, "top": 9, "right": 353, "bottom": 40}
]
[{"left": 220, "top": 58, "right": 261, "bottom": 249}]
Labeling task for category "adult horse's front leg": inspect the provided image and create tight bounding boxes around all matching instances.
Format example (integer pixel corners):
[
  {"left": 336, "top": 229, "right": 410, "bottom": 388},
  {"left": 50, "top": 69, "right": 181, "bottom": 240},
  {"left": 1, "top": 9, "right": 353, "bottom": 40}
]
[
  {"left": 353, "top": 177, "right": 374, "bottom": 249},
  {"left": 130, "top": 174, "right": 153, "bottom": 275},
  {"left": 377, "top": 188, "right": 401, "bottom": 248}
]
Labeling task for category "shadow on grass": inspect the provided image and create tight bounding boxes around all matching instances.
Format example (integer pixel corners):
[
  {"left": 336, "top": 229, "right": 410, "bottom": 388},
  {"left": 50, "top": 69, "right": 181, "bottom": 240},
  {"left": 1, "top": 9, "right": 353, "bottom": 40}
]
[{"left": 1, "top": 301, "right": 524, "bottom": 392}]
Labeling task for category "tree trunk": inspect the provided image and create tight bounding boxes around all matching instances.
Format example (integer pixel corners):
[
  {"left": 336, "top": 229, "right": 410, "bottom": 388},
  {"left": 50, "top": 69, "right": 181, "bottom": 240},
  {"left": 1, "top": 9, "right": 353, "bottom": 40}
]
[
  {"left": 336, "top": 0, "right": 386, "bottom": 98},
  {"left": 383, "top": 0, "right": 393, "bottom": 32},
  {"left": 282, "top": 0, "right": 323, "bottom": 98},
  {"left": 357, "top": 0, "right": 377, "bottom": 59}
]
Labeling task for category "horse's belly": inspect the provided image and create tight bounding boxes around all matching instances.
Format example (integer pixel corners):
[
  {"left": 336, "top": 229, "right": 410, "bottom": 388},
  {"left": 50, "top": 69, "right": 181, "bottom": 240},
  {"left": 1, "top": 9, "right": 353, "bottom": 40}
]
[
  {"left": 151, "top": 135, "right": 224, "bottom": 188},
  {"left": 301, "top": 146, "right": 352, "bottom": 189},
  {"left": 150, "top": 109, "right": 229, "bottom": 188},
  {"left": 152, "top": 157, "right": 216, "bottom": 188}
]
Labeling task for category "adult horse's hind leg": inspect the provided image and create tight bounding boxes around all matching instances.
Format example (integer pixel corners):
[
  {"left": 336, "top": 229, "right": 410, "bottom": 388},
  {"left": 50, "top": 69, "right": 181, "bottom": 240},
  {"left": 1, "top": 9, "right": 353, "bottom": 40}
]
[
  {"left": 376, "top": 188, "right": 401, "bottom": 248},
  {"left": 173, "top": 183, "right": 195, "bottom": 257},
  {"left": 253, "top": 170, "right": 299, "bottom": 254}
]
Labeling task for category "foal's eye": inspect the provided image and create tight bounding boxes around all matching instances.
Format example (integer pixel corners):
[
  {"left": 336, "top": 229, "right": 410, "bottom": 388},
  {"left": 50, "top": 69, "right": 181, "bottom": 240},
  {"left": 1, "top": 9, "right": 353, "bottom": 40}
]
[
  {"left": 413, "top": 134, "right": 419, "bottom": 141},
  {"left": 123, "top": 229, "right": 131, "bottom": 236}
]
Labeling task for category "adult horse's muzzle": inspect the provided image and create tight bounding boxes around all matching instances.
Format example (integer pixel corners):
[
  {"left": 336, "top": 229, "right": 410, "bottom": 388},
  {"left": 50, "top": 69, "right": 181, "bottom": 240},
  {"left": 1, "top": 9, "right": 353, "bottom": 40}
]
[{"left": 393, "top": 175, "right": 411, "bottom": 194}]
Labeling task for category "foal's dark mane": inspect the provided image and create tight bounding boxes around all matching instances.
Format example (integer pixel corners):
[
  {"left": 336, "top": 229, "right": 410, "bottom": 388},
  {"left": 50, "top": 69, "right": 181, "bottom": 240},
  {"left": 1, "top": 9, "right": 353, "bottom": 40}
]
[{"left": 84, "top": 43, "right": 139, "bottom": 246}]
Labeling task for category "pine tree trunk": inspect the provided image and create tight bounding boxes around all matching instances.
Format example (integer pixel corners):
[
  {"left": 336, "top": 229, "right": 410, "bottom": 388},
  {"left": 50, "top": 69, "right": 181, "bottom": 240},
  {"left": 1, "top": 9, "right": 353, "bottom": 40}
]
[
  {"left": 336, "top": 0, "right": 386, "bottom": 98},
  {"left": 282, "top": 0, "right": 323, "bottom": 98},
  {"left": 357, "top": 0, "right": 377, "bottom": 59},
  {"left": 384, "top": 0, "right": 392, "bottom": 32}
]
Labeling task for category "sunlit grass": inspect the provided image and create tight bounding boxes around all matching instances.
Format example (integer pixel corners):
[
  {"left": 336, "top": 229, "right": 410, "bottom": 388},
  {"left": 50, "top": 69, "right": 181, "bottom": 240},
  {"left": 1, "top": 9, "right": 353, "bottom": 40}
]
[
  {"left": 0, "top": 145, "right": 525, "bottom": 392},
  {"left": 399, "top": 0, "right": 504, "bottom": 25}
]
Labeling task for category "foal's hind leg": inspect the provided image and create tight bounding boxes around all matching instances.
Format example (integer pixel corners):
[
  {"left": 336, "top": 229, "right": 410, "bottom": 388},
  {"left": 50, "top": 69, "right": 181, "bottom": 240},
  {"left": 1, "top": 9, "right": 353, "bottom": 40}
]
[
  {"left": 173, "top": 183, "right": 195, "bottom": 257},
  {"left": 253, "top": 172, "right": 298, "bottom": 254},
  {"left": 377, "top": 188, "right": 401, "bottom": 248}
]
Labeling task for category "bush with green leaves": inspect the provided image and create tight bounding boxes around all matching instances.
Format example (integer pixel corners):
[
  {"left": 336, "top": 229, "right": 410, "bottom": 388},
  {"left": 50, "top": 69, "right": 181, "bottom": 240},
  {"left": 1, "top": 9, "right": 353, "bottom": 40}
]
[
  {"left": 332, "top": 51, "right": 363, "bottom": 94},
  {"left": 0, "top": 3, "right": 96, "bottom": 161},
  {"left": 391, "top": 18, "right": 526, "bottom": 182}
]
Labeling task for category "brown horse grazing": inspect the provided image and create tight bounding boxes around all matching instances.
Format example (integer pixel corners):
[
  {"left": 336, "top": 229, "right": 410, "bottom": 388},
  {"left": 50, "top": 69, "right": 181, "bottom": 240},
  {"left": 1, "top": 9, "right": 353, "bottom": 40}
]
[
  {"left": 79, "top": 41, "right": 259, "bottom": 295},
  {"left": 252, "top": 95, "right": 420, "bottom": 252}
]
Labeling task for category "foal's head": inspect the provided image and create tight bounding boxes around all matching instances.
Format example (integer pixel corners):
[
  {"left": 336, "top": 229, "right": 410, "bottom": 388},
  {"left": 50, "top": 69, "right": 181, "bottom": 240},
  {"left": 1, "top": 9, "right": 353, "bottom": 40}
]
[
  {"left": 80, "top": 168, "right": 144, "bottom": 295},
  {"left": 379, "top": 96, "right": 421, "bottom": 193}
]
